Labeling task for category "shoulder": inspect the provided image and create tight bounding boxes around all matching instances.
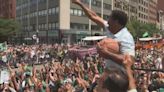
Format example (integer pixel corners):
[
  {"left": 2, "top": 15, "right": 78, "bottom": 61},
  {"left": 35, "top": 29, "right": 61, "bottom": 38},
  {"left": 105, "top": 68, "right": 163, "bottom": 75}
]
[{"left": 116, "top": 27, "right": 134, "bottom": 44}]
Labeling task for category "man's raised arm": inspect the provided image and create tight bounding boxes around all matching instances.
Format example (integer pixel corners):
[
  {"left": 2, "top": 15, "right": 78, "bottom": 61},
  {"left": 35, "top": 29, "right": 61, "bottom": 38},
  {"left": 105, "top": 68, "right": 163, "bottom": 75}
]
[{"left": 72, "top": 0, "right": 105, "bottom": 27}]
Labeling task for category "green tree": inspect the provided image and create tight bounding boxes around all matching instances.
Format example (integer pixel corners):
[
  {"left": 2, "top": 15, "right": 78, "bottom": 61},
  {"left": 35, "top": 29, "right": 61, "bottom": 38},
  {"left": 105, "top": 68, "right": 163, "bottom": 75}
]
[
  {"left": 127, "top": 20, "right": 159, "bottom": 40},
  {"left": 0, "top": 18, "right": 20, "bottom": 42}
]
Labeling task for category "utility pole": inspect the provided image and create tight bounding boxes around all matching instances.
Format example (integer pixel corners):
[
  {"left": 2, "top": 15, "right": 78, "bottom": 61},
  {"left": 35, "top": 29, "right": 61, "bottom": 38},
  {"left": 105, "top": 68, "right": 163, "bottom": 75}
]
[
  {"left": 46, "top": 0, "right": 49, "bottom": 44},
  {"left": 89, "top": 0, "right": 92, "bottom": 36}
]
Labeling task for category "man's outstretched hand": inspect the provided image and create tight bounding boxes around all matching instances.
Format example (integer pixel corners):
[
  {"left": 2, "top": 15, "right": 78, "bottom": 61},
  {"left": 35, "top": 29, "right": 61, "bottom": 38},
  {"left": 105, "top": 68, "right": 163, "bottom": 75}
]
[{"left": 72, "top": 0, "right": 82, "bottom": 4}]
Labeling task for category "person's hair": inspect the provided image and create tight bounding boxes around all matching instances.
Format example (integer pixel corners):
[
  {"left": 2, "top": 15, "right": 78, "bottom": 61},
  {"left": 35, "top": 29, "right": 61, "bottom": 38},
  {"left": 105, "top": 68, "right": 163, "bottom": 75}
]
[
  {"left": 111, "top": 10, "right": 128, "bottom": 27},
  {"left": 103, "top": 67, "right": 129, "bottom": 92}
]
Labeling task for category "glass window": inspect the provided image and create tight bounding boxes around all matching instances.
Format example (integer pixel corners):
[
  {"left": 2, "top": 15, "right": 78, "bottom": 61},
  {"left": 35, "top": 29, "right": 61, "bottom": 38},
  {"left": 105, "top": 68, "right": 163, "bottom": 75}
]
[
  {"left": 45, "top": 24, "right": 47, "bottom": 29},
  {"left": 52, "top": 23, "right": 56, "bottom": 29},
  {"left": 74, "top": 9, "right": 78, "bottom": 15},
  {"left": 70, "top": 9, "right": 74, "bottom": 15},
  {"left": 34, "top": 12, "right": 37, "bottom": 16},
  {"left": 52, "top": 8, "right": 56, "bottom": 14},
  {"left": 39, "top": 11, "right": 41, "bottom": 15},
  {"left": 56, "top": 22, "right": 59, "bottom": 29},
  {"left": 78, "top": 10, "right": 82, "bottom": 16},
  {"left": 42, "top": 24, "right": 44, "bottom": 29},
  {"left": 49, "top": 8, "right": 52, "bottom": 14},
  {"left": 56, "top": 7, "right": 59, "bottom": 13},
  {"left": 41, "top": 10, "right": 44, "bottom": 15},
  {"left": 49, "top": 23, "right": 52, "bottom": 29}
]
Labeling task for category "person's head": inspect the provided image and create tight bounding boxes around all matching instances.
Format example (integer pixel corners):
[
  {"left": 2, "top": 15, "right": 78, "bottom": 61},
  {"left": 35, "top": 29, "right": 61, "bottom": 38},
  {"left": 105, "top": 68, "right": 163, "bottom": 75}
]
[
  {"left": 107, "top": 10, "right": 128, "bottom": 34},
  {"left": 95, "top": 67, "right": 129, "bottom": 92},
  {"left": 63, "top": 78, "right": 73, "bottom": 91}
]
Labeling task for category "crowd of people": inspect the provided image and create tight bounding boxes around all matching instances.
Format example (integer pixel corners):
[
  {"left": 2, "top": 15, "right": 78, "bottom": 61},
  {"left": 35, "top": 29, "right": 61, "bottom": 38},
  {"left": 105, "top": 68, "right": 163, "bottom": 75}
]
[
  {"left": 0, "top": 0, "right": 164, "bottom": 91},
  {"left": 134, "top": 47, "right": 164, "bottom": 92},
  {"left": 0, "top": 44, "right": 163, "bottom": 92}
]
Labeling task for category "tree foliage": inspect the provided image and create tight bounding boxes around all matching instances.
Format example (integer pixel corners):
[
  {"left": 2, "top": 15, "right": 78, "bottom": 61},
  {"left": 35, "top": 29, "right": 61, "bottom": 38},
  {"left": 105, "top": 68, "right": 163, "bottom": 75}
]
[
  {"left": 126, "top": 20, "right": 160, "bottom": 40},
  {"left": 0, "top": 18, "right": 20, "bottom": 42}
]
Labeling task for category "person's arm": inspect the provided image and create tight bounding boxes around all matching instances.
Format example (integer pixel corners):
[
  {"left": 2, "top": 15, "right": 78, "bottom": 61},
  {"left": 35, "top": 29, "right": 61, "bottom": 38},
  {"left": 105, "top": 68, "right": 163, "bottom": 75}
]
[
  {"left": 45, "top": 73, "right": 50, "bottom": 92},
  {"left": 72, "top": 0, "right": 105, "bottom": 27},
  {"left": 123, "top": 54, "right": 137, "bottom": 91},
  {"left": 126, "top": 66, "right": 136, "bottom": 90},
  {"left": 97, "top": 42, "right": 124, "bottom": 64},
  {"left": 7, "top": 63, "right": 19, "bottom": 91}
]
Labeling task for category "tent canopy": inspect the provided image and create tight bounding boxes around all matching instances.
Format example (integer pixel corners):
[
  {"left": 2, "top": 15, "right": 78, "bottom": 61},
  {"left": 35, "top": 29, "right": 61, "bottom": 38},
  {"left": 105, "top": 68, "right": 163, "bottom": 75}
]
[
  {"left": 139, "top": 37, "right": 162, "bottom": 41},
  {"left": 82, "top": 36, "right": 107, "bottom": 41}
]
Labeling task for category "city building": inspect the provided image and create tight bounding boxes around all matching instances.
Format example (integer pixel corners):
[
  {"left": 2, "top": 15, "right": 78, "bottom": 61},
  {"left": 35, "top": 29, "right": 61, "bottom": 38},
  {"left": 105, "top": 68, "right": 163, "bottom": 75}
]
[
  {"left": 157, "top": 0, "right": 164, "bottom": 31},
  {"left": 137, "top": 0, "right": 149, "bottom": 24},
  {"left": 148, "top": 0, "right": 157, "bottom": 25},
  {"left": 0, "top": 0, "right": 16, "bottom": 19},
  {"left": 113, "top": 0, "right": 138, "bottom": 21},
  {"left": 114, "top": 0, "right": 158, "bottom": 25},
  {"left": 16, "top": 0, "right": 112, "bottom": 44}
]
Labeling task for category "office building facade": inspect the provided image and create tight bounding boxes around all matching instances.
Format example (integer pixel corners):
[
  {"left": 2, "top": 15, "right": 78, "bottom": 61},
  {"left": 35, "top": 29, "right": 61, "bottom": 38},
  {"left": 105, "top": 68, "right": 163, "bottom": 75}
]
[
  {"left": 148, "top": 0, "right": 157, "bottom": 25},
  {"left": 157, "top": 0, "right": 164, "bottom": 31},
  {"left": 16, "top": 0, "right": 112, "bottom": 44},
  {"left": 114, "top": 0, "right": 158, "bottom": 25},
  {"left": 0, "top": 0, "right": 16, "bottom": 19},
  {"left": 113, "top": 0, "right": 138, "bottom": 21}
]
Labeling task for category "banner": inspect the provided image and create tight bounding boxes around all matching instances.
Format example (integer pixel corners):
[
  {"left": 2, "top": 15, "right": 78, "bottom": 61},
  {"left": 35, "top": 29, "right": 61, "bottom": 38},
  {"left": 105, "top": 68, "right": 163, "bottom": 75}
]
[{"left": 0, "top": 70, "right": 10, "bottom": 84}]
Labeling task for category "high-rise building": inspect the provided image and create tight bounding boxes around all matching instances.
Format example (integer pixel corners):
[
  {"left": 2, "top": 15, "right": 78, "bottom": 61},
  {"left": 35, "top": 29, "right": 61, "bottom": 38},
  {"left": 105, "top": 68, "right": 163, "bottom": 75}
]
[
  {"left": 16, "top": 0, "right": 112, "bottom": 44},
  {"left": 148, "top": 0, "right": 157, "bottom": 25},
  {"left": 138, "top": 0, "right": 149, "bottom": 24},
  {"left": 113, "top": 0, "right": 138, "bottom": 21},
  {"left": 0, "top": 0, "right": 16, "bottom": 19},
  {"left": 157, "top": 0, "right": 164, "bottom": 30},
  {"left": 114, "top": 0, "right": 158, "bottom": 25}
]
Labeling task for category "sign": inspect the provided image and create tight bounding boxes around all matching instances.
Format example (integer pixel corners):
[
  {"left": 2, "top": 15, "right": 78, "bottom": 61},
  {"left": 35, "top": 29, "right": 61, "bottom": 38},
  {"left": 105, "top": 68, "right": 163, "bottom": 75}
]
[
  {"left": 32, "top": 35, "right": 37, "bottom": 39},
  {"left": 0, "top": 70, "right": 10, "bottom": 84}
]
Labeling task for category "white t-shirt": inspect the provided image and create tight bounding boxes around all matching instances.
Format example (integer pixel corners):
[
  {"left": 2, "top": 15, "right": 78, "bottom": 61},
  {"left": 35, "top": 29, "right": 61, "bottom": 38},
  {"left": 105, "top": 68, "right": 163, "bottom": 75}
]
[
  {"left": 128, "top": 89, "right": 138, "bottom": 92},
  {"left": 155, "top": 57, "right": 162, "bottom": 69},
  {"left": 103, "top": 21, "right": 135, "bottom": 70}
]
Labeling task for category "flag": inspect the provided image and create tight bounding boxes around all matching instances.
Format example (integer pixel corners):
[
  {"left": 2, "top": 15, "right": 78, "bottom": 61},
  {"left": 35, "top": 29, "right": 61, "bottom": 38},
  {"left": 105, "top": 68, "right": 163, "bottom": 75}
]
[
  {"left": 0, "top": 42, "right": 7, "bottom": 52},
  {"left": 142, "top": 32, "right": 149, "bottom": 38}
]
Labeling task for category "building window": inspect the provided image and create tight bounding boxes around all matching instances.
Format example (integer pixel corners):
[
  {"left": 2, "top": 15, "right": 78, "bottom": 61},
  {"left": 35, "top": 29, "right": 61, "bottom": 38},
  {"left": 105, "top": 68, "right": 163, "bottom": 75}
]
[
  {"left": 52, "top": 8, "right": 56, "bottom": 14},
  {"left": 45, "top": 24, "right": 47, "bottom": 29},
  {"left": 35, "top": 12, "right": 37, "bottom": 16},
  {"left": 74, "top": 9, "right": 78, "bottom": 15},
  {"left": 44, "top": 10, "right": 47, "bottom": 15},
  {"left": 78, "top": 10, "right": 82, "bottom": 16},
  {"left": 71, "top": 23, "right": 90, "bottom": 30},
  {"left": 71, "top": 9, "right": 74, "bottom": 15},
  {"left": 104, "top": 3, "right": 111, "bottom": 10},
  {"left": 71, "top": 8, "right": 85, "bottom": 16},
  {"left": 56, "top": 22, "right": 59, "bottom": 29},
  {"left": 56, "top": 7, "right": 59, "bottom": 13},
  {"left": 49, "top": 8, "right": 52, "bottom": 15},
  {"left": 39, "top": 11, "right": 41, "bottom": 16},
  {"left": 49, "top": 23, "right": 52, "bottom": 29},
  {"left": 52, "top": 23, "right": 56, "bottom": 29}
]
